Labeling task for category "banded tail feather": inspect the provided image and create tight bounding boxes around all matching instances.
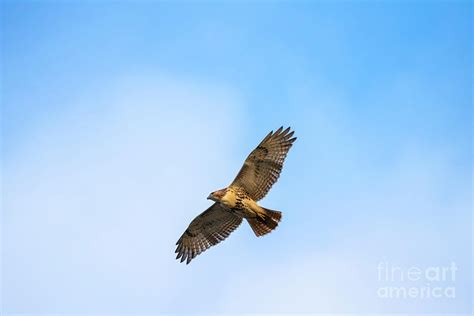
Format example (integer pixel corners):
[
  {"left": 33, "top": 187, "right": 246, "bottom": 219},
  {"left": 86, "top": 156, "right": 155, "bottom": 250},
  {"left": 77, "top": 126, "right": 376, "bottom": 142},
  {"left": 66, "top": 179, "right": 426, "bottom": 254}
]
[{"left": 247, "top": 207, "right": 282, "bottom": 237}]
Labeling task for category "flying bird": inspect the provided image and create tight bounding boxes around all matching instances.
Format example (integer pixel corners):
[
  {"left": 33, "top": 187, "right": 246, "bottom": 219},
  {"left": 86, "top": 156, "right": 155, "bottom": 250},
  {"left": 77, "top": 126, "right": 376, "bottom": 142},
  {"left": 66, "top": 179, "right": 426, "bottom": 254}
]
[{"left": 175, "top": 126, "right": 296, "bottom": 264}]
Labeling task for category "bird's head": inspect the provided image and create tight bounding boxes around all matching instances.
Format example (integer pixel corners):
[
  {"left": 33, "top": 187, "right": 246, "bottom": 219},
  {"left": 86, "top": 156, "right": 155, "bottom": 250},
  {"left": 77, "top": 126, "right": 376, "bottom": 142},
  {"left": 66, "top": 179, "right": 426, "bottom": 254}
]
[{"left": 207, "top": 188, "right": 227, "bottom": 202}]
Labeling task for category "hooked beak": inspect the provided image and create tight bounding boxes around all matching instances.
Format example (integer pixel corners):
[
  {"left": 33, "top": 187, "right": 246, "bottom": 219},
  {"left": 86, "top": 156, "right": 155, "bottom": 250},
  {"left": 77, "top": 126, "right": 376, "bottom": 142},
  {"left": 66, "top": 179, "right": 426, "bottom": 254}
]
[{"left": 207, "top": 194, "right": 212, "bottom": 200}]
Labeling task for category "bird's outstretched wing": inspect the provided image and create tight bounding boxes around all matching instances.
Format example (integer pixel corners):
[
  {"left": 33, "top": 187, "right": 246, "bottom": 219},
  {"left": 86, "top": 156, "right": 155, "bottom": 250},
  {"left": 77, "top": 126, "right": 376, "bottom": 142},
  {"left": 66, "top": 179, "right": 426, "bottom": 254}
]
[
  {"left": 230, "top": 126, "right": 296, "bottom": 201},
  {"left": 175, "top": 203, "right": 243, "bottom": 264}
]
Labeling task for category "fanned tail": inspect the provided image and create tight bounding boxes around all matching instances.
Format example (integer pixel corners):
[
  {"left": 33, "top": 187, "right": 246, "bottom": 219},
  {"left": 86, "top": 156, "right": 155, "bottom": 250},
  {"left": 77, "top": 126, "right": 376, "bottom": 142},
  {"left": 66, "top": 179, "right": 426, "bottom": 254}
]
[{"left": 247, "top": 207, "right": 282, "bottom": 237}]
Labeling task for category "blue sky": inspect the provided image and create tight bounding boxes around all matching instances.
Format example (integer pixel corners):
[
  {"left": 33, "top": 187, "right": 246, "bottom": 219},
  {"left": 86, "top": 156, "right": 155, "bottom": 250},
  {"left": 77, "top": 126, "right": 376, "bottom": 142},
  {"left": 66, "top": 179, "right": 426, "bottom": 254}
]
[{"left": 1, "top": 1, "right": 472, "bottom": 314}]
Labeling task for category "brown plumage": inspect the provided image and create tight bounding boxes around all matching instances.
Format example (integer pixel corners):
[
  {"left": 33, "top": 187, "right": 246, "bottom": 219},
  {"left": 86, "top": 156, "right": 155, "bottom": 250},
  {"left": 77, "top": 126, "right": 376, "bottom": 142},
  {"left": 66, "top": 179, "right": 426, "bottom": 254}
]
[{"left": 175, "top": 126, "right": 296, "bottom": 264}]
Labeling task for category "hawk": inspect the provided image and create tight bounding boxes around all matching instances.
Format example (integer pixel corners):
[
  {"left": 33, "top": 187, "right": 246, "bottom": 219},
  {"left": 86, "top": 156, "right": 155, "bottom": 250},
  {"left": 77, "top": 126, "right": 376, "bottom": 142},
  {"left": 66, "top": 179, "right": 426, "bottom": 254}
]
[{"left": 175, "top": 126, "right": 296, "bottom": 264}]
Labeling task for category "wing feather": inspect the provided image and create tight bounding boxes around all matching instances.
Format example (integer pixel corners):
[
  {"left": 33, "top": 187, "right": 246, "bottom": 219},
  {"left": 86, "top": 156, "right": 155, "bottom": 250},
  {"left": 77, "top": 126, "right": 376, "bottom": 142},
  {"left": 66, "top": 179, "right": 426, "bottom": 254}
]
[
  {"left": 230, "top": 126, "right": 296, "bottom": 201},
  {"left": 175, "top": 203, "right": 242, "bottom": 264}
]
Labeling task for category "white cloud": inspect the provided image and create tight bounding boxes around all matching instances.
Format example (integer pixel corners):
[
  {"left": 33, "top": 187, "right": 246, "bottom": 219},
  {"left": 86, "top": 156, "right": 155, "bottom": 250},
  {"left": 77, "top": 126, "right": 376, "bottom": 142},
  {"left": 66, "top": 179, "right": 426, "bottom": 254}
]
[
  {"left": 217, "top": 150, "right": 472, "bottom": 314},
  {"left": 2, "top": 73, "right": 246, "bottom": 313},
  {"left": 3, "top": 72, "right": 470, "bottom": 315}
]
